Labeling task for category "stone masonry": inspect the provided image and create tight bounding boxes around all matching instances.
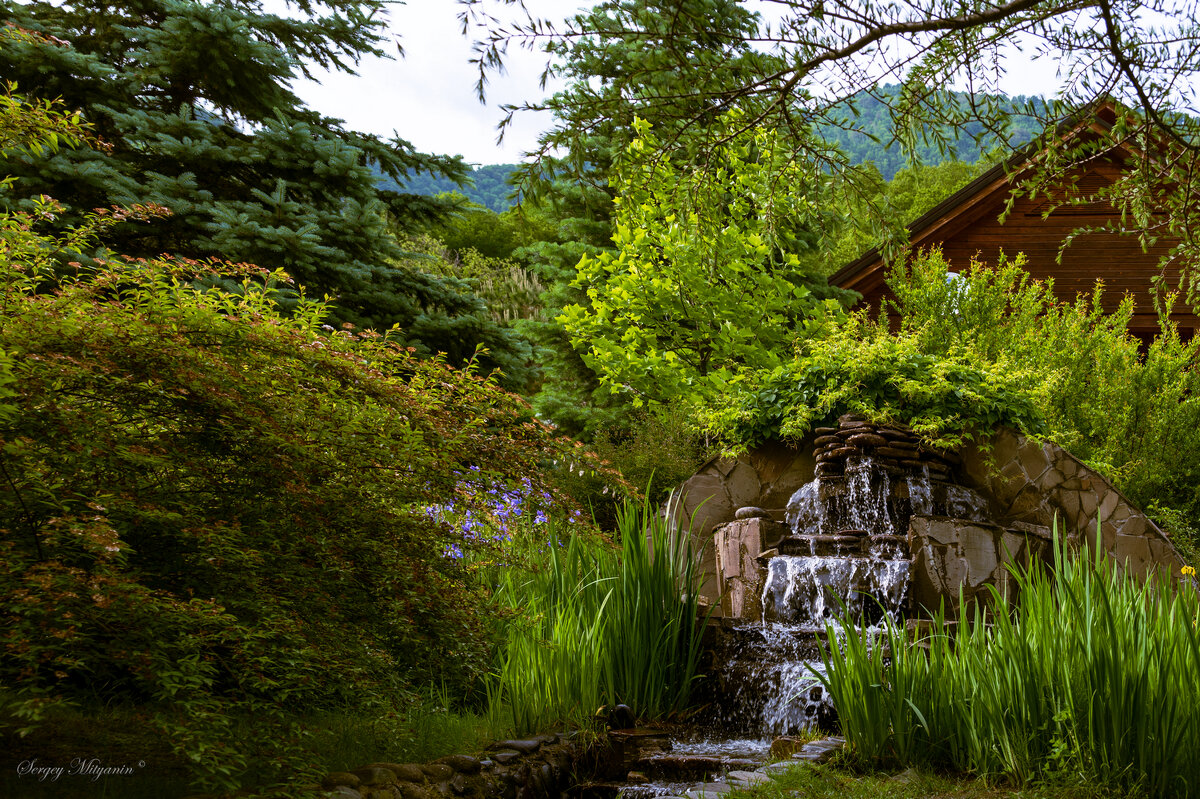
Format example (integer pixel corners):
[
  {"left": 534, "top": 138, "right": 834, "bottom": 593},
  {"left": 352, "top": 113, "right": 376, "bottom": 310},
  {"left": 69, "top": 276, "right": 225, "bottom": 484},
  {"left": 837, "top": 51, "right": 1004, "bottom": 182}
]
[{"left": 680, "top": 425, "right": 1189, "bottom": 618}]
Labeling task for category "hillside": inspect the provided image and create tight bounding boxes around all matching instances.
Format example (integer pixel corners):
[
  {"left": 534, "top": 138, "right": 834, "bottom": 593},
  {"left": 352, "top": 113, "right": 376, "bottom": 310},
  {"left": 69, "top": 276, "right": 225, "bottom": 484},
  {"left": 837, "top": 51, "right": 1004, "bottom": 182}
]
[
  {"left": 382, "top": 163, "right": 520, "bottom": 212},
  {"left": 392, "top": 90, "right": 1043, "bottom": 209}
]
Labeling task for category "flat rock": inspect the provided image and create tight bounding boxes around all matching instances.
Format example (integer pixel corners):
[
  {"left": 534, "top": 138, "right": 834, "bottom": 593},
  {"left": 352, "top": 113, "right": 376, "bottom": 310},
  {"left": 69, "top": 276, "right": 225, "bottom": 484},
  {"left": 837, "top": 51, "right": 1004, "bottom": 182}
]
[
  {"left": 490, "top": 750, "right": 521, "bottom": 764},
  {"left": 792, "top": 737, "right": 845, "bottom": 764},
  {"left": 847, "top": 432, "right": 888, "bottom": 448},
  {"left": 761, "top": 761, "right": 805, "bottom": 775},
  {"left": 493, "top": 739, "right": 543, "bottom": 754},
  {"left": 735, "top": 506, "right": 772, "bottom": 520},
  {"left": 436, "top": 755, "right": 482, "bottom": 775},
  {"left": 685, "top": 783, "right": 733, "bottom": 799},
  {"left": 726, "top": 771, "right": 771, "bottom": 786}
]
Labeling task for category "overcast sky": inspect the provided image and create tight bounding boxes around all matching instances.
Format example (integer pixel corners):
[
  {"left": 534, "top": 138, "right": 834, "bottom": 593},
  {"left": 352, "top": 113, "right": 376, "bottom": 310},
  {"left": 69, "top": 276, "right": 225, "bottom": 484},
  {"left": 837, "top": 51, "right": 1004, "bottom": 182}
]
[
  {"left": 287, "top": 2, "right": 578, "bottom": 166},
  {"left": 286, "top": 2, "right": 1066, "bottom": 167}
]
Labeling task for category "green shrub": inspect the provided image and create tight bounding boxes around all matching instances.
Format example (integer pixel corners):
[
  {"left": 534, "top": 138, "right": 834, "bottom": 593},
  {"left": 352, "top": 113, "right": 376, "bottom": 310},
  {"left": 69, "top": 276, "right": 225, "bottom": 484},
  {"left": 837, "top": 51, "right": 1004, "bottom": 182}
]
[
  {"left": 0, "top": 203, "right": 580, "bottom": 790},
  {"left": 887, "top": 248, "right": 1200, "bottom": 556},
  {"left": 819, "top": 529, "right": 1200, "bottom": 795},
  {"left": 707, "top": 312, "right": 1047, "bottom": 450}
]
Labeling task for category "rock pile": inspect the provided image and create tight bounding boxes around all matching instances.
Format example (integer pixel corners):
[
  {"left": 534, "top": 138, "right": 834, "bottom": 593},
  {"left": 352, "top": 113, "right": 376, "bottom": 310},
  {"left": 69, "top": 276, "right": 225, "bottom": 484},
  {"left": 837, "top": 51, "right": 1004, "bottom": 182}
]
[{"left": 813, "top": 414, "right": 959, "bottom": 480}]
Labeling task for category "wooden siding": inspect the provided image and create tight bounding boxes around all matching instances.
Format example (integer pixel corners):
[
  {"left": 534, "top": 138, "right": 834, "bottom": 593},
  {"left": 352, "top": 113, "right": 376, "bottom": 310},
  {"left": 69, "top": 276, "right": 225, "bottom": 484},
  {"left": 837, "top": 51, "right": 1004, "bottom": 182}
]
[{"left": 844, "top": 160, "right": 1200, "bottom": 335}]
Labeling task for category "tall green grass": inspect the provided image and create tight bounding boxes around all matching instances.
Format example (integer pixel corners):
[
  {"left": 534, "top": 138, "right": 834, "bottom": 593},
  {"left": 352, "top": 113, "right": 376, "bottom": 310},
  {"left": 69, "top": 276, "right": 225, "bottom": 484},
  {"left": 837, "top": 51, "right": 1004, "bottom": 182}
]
[
  {"left": 487, "top": 498, "right": 707, "bottom": 735},
  {"left": 818, "top": 527, "right": 1200, "bottom": 796}
]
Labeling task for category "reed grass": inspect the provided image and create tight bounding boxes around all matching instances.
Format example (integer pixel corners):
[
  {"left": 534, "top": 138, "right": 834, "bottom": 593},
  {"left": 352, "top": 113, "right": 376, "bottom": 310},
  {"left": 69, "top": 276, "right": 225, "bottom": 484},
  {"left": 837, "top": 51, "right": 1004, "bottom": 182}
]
[
  {"left": 817, "top": 525, "right": 1200, "bottom": 796},
  {"left": 487, "top": 497, "right": 706, "bottom": 735}
]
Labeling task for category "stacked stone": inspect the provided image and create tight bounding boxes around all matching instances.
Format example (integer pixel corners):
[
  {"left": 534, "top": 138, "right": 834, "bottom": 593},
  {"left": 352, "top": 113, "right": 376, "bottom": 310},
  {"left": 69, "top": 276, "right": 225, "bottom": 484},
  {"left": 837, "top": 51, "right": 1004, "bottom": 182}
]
[
  {"left": 248, "top": 735, "right": 578, "bottom": 799},
  {"left": 812, "top": 413, "right": 959, "bottom": 480}
]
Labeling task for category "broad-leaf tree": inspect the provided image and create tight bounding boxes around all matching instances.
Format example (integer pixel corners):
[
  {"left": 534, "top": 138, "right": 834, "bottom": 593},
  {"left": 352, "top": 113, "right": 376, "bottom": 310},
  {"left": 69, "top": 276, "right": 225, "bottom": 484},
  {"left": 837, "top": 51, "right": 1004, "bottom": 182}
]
[
  {"left": 467, "top": 0, "right": 1200, "bottom": 306},
  {"left": 0, "top": 1, "right": 533, "bottom": 383},
  {"left": 560, "top": 118, "right": 850, "bottom": 408}
]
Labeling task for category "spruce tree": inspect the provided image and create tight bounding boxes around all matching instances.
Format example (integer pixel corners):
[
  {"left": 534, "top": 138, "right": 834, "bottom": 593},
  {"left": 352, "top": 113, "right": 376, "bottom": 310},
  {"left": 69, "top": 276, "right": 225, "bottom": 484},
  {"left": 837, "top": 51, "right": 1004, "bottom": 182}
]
[{"left": 0, "top": 0, "right": 532, "bottom": 384}]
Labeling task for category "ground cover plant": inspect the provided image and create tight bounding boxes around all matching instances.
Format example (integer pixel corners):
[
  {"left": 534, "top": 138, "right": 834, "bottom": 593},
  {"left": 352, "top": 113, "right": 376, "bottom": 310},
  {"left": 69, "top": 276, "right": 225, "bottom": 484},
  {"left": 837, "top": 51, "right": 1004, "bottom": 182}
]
[
  {"left": 817, "top": 530, "right": 1200, "bottom": 797},
  {"left": 723, "top": 761, "right": 1131, "bottom": 799}
]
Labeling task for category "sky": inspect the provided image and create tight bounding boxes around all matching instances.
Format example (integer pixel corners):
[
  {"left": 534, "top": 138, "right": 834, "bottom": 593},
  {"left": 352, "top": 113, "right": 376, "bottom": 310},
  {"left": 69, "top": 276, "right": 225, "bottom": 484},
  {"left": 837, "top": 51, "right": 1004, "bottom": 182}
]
[
  {"left": 287, "top": 2, "right": 579, "bottom": 166},
  {"left": 286, "top": 2, "right": 1067, "bottom": 167}
]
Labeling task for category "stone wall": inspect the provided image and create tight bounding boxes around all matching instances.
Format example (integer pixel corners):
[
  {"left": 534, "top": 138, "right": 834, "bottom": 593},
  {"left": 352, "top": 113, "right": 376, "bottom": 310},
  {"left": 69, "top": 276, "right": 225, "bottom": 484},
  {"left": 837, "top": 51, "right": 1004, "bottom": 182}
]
[
  {"left": 689, "top": 426, "right": 1189, "bottom": 619},
  {"left": 712, "top": 517, "right": 789, "bottom": 619},
  {"left": 960, "top": 428, "right": 1186, "bottom": 579},
  {"left": 212, "top": 736, "right": 582, "bottom": 799},
  {"left": 907, "top": 516, "right": 1053, "bottom": 617},
  {"left": 671, "top": 442, "right": 813, "bottom": 601}
]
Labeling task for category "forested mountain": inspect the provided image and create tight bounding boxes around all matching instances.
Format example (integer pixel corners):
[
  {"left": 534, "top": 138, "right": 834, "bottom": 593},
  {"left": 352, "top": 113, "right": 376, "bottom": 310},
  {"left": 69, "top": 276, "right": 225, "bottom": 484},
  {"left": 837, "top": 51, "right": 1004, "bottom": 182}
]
[
  {"left": 384, "top": 163, "right": 521, "bottom": 211},
  {"left": 400, "top": 88, "right": 1042, "bottom": 208},
  {"left": 821, "top": 87, "right": 1044, "bottom": 178}
]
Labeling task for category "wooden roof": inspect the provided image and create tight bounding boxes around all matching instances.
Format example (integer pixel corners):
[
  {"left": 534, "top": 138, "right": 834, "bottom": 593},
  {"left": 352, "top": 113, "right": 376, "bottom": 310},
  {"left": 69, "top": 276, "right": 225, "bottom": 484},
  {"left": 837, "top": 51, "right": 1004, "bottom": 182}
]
[{"left": 828, "top": 102, "right": 1199, "bottom": 332}]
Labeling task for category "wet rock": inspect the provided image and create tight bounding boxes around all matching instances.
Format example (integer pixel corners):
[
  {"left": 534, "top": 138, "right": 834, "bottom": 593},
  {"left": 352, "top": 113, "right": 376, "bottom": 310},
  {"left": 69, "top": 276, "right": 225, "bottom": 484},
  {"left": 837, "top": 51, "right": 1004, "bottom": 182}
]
[
  {"left": 685, "top": 782, "right": 733, "bottom": 799},
  {"left": 769, "top": 737, "right": 808, "bottom": 759},
  {"left": 726, "top": 770, "right": 771, "bottom": 786},
  {"left": 792, "top": 737, "right": 844, "bottom": 764},
  {"left": 735, "top": 506, "right": 772, "bottom": 520},
  {"left": 761, "top": 761, "right": 804, "bottom": 775},
  {"left": 847, "top": 432, "right": 888, "bottom": 448},
  {"left": 491, "top": 751, "right": 522, "bottom": 765}
]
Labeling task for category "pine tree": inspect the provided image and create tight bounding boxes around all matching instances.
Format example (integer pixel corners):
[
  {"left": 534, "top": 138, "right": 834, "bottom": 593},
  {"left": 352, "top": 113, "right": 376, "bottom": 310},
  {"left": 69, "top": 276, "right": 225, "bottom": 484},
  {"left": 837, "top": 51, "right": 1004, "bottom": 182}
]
[{"left": 0, "top": 0, "right": 532, "bottom": 384}]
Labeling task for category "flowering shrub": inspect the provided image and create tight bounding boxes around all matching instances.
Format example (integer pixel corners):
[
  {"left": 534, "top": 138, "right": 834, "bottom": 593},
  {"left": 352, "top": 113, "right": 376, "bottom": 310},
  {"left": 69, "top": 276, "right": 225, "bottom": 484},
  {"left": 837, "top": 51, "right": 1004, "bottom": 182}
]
[{"left": 0, "top": 96, "right": 607, "bottom": 791}]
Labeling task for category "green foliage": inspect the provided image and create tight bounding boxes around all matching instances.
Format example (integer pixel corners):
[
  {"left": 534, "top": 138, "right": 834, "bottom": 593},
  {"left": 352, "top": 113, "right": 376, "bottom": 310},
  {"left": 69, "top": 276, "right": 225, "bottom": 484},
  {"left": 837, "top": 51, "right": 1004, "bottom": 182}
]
[
  {"left": 801, "top": 158, "right": 990, "bottom": 276},
  {"left": 709, "top": 313, "right": 1046, "bottom": 451},
  {"left": 888, "top": 249, "right": 1200, "bottom": 553},
  {"left": 560, "top": 118, "right": 849, "bottom": 409},
  {"left": 0, "top": 200, "right": 576, "bottom": 790},
  {"left": 818, "top": 529, "right": 1200, "bottom": 796},
  {"left": 505, "top": 0, "right": 775, "bottom": 440},
  {"left": 398, "top": 233, "right": 543, "bottom": 327},
  {"left": 487, "top": 499, "right": 707, "bottom": 735},
  {"left": 0, "top": 0, "right": 535, "bottom": 386}
]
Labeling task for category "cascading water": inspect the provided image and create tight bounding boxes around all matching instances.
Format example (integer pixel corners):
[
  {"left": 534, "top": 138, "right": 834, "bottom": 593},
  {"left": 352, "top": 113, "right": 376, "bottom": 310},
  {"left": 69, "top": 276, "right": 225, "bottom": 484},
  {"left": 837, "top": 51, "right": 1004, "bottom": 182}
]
[
  {"left": 618, "top": 419, "right": 996, "bottom": 799},
  {"left": 704, "top": 418, "right": 990, "bottom": 739}
]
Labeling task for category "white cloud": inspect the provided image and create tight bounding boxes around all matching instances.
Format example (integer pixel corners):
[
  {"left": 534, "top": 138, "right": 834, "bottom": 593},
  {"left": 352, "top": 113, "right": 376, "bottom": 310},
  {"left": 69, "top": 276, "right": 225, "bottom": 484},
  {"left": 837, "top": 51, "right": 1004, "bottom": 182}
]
[{"left": 285, "top": 1, "right": 579, "bottom": 165}]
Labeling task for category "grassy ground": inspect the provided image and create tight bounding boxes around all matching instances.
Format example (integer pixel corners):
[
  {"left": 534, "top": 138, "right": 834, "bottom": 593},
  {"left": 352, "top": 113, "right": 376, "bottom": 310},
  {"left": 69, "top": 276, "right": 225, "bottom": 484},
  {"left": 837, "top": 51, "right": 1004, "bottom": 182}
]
[
  {"left": 739, "top": 761, "right": 1138, "bottom": 799},
  {"left": 0, "top": 697, "right": 501, "bottom": 799}
]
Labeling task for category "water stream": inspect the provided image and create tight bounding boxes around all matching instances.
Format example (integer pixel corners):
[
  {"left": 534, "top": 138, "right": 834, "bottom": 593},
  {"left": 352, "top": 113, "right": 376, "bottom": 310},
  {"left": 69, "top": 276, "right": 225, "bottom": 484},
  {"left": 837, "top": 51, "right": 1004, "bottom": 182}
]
[{"left": 622, "top": 447, "right": 990, "bottom": 795}]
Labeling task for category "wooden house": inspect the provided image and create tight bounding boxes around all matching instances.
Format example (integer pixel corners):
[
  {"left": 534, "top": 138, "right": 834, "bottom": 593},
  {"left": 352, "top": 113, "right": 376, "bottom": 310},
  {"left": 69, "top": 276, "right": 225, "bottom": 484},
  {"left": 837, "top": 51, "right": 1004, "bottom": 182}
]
[{"left": 829, "top": 103, "right": 1200, "bottom": 342}]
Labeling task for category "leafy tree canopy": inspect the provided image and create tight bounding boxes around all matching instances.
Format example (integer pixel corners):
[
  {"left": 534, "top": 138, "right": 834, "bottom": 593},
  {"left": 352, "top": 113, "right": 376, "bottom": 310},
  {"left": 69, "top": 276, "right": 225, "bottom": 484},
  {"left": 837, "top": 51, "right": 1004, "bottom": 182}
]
[
  {"left": 560, "top": 117, "right": 853, "bottom": 409},
  {"left": 468, "top": 0, "right": 1200, "bottom": 303},
  {"left": 0, "top": 3, "right": 533, "bottom": 385}
]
